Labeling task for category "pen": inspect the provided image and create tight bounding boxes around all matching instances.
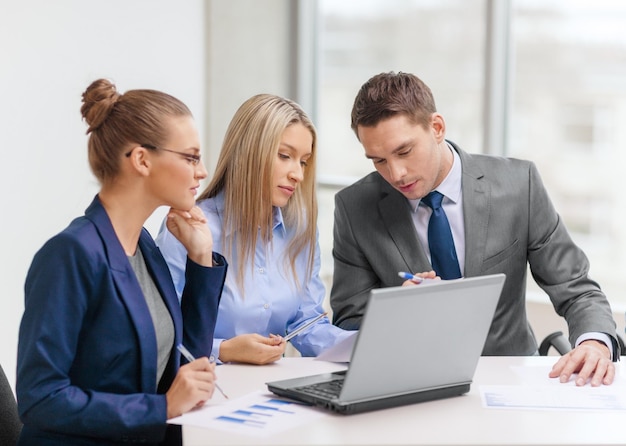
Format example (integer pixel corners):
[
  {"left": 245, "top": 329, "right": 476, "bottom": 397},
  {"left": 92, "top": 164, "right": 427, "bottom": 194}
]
[
  {"left": 283, "top": 312, "right": 328, "bottom": 342},
  {"left": 398, "top": 271, "right": 424, "bottom": 283},
  {"left": 176, "top": 343, "right": 229, "bottom": 399}
]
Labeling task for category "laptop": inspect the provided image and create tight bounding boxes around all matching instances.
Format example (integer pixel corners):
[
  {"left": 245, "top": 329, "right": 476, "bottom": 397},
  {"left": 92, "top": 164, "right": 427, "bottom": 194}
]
[{"left": 266, "top": 273, "right": 505, "bottom": 414}]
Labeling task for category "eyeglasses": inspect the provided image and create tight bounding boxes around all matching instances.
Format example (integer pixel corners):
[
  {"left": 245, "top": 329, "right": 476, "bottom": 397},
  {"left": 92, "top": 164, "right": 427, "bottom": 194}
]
[{"left": 125, "top": 144, "right": 202, "bottom": 166}]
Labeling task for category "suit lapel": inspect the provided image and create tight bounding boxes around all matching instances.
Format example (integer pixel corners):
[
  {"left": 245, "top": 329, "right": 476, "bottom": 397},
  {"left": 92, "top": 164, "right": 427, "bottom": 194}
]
[
  {"left": 454, "top": 145, "right": 490, "bottom": 277},
  {"left": 375, "top": 145, "right": 492, "bottom": 278},
  {"left": 378, "top": 179, "right": 432, "bottom": 272},
  {"left": 84, "top": 196, "right": 158, "bottom": 392}
]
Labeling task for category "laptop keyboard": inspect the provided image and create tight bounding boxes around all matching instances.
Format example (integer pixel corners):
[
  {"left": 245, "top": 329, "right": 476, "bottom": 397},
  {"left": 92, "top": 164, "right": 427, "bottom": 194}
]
[{"left": 296, "top": 378, "right": 344, "bottom": 399}]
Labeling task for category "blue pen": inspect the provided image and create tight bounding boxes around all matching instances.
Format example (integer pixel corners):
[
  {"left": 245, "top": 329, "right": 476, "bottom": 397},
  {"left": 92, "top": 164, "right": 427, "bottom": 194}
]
[
  {"left": 397, "top": 271, "right": 424, "bottom": 283},
  {"left": 176, "top": 344, "right": 229, "bottom": 399}
]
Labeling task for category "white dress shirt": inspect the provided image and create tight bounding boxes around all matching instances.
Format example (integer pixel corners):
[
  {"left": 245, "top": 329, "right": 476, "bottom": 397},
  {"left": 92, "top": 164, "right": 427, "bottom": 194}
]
[
  {"left": 409, "top": 144, "right": 465, "bottom": 274},
  {"left": 155, "top": 191, "right": 353, "bottom": 363},
  {"left": 408, "top": 144, "right": 612, "bottom": 356}
]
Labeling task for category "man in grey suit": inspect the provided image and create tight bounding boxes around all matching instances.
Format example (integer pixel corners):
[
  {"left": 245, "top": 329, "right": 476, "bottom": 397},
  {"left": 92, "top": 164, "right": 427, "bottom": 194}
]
[{"left": 331, "top": 71, "right": 619, "bottom": 386}]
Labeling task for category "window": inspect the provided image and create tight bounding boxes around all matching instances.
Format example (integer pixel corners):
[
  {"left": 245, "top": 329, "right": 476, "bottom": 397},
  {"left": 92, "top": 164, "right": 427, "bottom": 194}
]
[
  {"left": 316, "top": 0, "right": 487, "bottom": 284},
  {"left": 314, "top": 0, "right": 626, "bottom": 313},
  {"left": 509, "top": 0, "right": 626, "bottom": 304}
]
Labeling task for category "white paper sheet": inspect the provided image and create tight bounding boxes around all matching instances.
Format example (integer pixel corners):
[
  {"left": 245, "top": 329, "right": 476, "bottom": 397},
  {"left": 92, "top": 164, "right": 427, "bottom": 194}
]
[
  {"left": 480, "top": 364, "right": 626, "bottom": 411},
  {"left": 315, "top": 331, "right": 358, "bottom": 362},
  {"left": 168, "top": 390, "right": 326, "bottom": 436},
  {"left": 480, "top": 384, "right": 626, "bottom": 411}
]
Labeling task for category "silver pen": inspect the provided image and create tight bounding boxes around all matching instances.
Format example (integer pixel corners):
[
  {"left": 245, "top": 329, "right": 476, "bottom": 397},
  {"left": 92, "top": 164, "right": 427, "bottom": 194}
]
[
  {"left": 283, "top": 312, "right": 328, "bottom": 342},
  {"left": 176, "top": 343, "right": 229, "bottom": 399}
]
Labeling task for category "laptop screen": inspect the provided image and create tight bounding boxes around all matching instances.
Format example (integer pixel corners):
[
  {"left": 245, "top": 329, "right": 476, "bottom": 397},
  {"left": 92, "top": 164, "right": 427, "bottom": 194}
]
[{"left": 340, "top": 274, "right": 505, "bottom": 402}]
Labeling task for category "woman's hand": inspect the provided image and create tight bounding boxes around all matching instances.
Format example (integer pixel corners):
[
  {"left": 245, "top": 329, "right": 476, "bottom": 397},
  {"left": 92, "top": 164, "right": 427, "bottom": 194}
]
[
  {"left": 165, "top": 206, "right": 214, "bottom": 267},
  {"left": 166, "top": 357, "right": 216, "bottom": 419},
  {"left": 219, "top": 334, "right": 286, "bottom": 365}
]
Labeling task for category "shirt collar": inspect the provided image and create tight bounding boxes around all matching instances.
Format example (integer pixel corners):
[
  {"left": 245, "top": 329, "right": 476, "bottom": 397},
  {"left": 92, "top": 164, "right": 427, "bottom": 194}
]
[
  {"left": 409, "top": 142, "right": 462, "bottom": 211},
  {"left": 272, "top": 206, "right": 286, "bottom": 235}
]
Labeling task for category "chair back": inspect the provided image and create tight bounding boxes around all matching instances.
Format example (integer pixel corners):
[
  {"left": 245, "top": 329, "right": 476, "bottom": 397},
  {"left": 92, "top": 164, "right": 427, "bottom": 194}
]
[
  {"left": 0, "top": 363, "right": 22, "bottom": 446},
  {"left": 538, "top": 331, "right": 572, "bottom": 356}
]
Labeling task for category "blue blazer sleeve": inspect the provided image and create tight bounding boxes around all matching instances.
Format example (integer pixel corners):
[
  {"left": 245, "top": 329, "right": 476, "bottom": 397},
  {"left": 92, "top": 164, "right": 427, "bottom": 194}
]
[{"left": 180, "top": 254, "right": 227, "bottom": 359}]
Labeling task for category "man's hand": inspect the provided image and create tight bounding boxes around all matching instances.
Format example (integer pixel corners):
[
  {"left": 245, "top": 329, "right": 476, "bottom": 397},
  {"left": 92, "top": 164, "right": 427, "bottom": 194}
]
[
  {"left": 400, "top": 270, "right": 439, "bottom": 286},
  {"left": 549, "top": 340, "right": 614, "bottom": 386}
]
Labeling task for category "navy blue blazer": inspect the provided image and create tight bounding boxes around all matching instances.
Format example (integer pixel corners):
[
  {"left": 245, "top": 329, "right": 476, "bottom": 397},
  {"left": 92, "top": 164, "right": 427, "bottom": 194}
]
[{"left": 17, "top": 196, "right": 227, "bottom": 445}]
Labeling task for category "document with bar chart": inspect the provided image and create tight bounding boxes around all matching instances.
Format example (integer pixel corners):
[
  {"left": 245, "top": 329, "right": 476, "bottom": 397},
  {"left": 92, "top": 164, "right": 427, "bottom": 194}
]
[{"left": 168, "top": 390, "right": 325, "bottom": 436}]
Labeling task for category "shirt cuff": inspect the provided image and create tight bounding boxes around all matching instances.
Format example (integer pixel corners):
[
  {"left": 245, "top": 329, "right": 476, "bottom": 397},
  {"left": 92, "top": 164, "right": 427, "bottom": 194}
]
[
  {"left": 212, "top": 338, "right": 225, "bottom": 364},
  {"left": 575, "top": 332, "right": 614, "bottom": 360}
]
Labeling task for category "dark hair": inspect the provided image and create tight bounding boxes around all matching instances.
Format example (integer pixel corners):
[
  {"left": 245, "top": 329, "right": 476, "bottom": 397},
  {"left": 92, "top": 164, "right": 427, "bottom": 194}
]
[
  {"left": 350, "top": 72, "right": 437, "bottom": 138},
  {"left": 80, "top": 78, "right": 192, "bottom": 183}
]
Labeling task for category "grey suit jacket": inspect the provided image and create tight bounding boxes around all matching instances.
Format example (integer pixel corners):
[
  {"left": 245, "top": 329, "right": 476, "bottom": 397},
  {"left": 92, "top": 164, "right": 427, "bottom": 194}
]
[{"left": 331, "top": 141, "right": 618, "bottom": 359}]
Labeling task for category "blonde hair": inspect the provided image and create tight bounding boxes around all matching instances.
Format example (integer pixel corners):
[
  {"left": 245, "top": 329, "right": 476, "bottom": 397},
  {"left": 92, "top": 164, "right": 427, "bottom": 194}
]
[{"left": 198, "top": 94, "right": 318, "bottom": 289}]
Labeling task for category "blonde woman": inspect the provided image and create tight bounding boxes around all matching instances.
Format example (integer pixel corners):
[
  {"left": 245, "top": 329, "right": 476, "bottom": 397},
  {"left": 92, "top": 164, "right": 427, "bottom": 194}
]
[{"left": 157, "top": 94, "right": 352, "bottom": 365}]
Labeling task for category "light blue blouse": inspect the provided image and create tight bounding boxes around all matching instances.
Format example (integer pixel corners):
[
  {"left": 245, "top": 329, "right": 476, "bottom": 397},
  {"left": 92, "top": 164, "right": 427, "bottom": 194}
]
[{"left": 155, "top": 192, "right": 353, "bottom": 362}]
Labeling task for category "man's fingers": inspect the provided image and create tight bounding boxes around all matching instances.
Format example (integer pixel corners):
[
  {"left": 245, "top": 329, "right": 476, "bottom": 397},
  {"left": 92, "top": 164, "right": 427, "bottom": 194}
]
[{"left": 549, "top": 344, "right": 615, "bottom": 386}]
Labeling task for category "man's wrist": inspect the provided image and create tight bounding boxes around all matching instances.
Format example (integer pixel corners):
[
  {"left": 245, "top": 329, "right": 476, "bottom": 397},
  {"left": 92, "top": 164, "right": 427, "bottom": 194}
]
[{"left": 580, "top": 339, "right": 611, "bottom": 360}]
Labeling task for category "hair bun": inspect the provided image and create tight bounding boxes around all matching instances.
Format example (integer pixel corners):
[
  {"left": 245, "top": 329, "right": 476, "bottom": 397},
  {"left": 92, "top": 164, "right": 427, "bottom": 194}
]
[{"left": 81, "top": 79, "right": 121, "bottom": 134}]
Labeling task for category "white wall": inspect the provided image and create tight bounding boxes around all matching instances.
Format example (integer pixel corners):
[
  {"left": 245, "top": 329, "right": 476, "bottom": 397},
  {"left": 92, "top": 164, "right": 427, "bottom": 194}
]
[
  {"left": 0, "top": 0, "right": 295, "bottom": 394},
  {"left": 204, "top": 0, "right": 293, "bottom": 176},
  {"left": 0, "top": 0, "right": 208, "bottom": 391}
]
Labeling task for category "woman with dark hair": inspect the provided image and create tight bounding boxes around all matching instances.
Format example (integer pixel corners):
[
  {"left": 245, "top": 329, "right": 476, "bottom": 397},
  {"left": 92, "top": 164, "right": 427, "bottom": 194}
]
[{"left": 16, "top": 79, "right": 227, "bottom": 445}]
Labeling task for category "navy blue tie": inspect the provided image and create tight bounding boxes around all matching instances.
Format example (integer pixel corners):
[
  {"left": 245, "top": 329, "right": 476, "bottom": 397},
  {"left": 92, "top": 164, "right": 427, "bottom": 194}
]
[{"left": 421, "top": 191, "right": 462, "bottom": 279}]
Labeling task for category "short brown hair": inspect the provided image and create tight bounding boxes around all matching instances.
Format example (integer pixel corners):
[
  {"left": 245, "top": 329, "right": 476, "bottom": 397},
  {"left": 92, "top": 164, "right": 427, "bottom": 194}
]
[
  {"left": 350, "top": 72, "right": 437, "bottom": 138},
  {"left": 80, "top": 78, "right": 191, "bottom": 183}
]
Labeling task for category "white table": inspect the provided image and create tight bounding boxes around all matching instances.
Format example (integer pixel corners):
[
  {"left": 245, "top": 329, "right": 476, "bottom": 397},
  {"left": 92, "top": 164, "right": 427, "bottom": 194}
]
[{"left": 183, "top": 356, "right": 624, "bottom": 445}]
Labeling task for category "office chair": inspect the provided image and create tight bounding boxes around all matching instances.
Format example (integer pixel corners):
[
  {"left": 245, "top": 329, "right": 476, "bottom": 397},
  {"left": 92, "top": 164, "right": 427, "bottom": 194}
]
[
  {"left": 538, "top": 331, "right": 572, "bottom": 356},
  {"left": 0, "top": 363, "right": 22, "bottom": 446}
]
